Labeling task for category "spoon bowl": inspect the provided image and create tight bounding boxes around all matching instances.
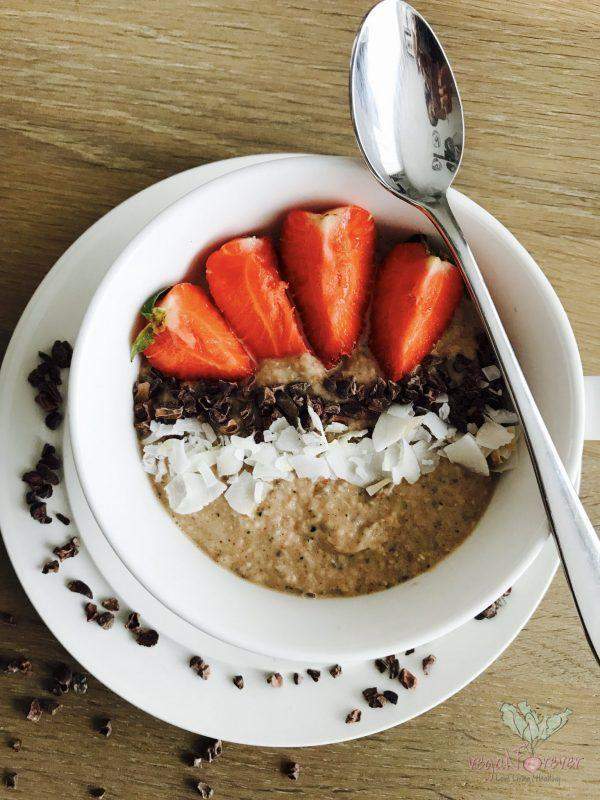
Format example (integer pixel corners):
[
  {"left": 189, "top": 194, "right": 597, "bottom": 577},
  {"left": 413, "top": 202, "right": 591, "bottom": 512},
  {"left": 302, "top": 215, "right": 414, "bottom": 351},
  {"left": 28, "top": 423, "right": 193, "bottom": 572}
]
[{"left": 351, "top": 0, "right": 464, "bottom": 203}]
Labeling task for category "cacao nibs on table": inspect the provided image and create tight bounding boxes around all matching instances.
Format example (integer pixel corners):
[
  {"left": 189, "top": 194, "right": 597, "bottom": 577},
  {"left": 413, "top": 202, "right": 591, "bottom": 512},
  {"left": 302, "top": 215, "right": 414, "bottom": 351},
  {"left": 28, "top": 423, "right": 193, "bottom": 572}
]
[
  {"left": 72, "top": 672, "right": 88, "bottom": 694},
  {"left": 422, "top": 655, "right": 436, "bottom": 675},
  {"left": 124, "top": 611, "right": 141, "bottom": 632},
  {"left": 329, "top": 664, "right": 342, "bottom": 678},
  {"left": 200, "top": 738, "right": 222, "bottom": 763},
  {"left": 345, "top": 709, "right": 362, "bottom": 724},
  {"left": 196, "top": 781, "right": 214, "bottom": 798},
  {"left": 3, "top": 656, "right": 32, "bottom": 675},
  {"left": 267, "top": 672, "right": 283, "bottom": 687},
  {"left": 283, "top": 761, "right": 300, "bottom": 781},
  {"left": 398, "top": 668, "right": 417, "bottom": 690},
  {"left": 96, "top": 612, "right": 115, "bottom": 630},
  {"left": 9, "top": 738, "right": 22, "bottom": 752},
  {"left": 42, "top": 699, "right": 62, "bottom": 716},
  {"left": 232, "top": 675, "right": 244, "bottom": 690},
  {"left": 306, "top": 669, "right": 321, "bottom": 682},
  {"left": 55, "top": 512, "right": 70, "bottom": 525},
  {"left": 26, "top": 698, "right": 43, "bottom": 723},
  {"left": 53, "top": 537, "right": 80, "bottom": 561},
  {"left": 67, "top": 580, "right": 93, "bottom": 599},
  {"left": 42, "top": 559, "right": 60, "bottom": 574},
  {"left": 98, "top": 719, "right": 112, "bottom": 738},
  {"left": 4, "top": 771, "right": 17, "bottom": 789},
  {"left": 0, "top": 611, "right": 16, "bottom": 626},
  {"left": 85, "top": 602, "right": 98, "bottom": 622},
  {"left": 135, "top": 628, "right": 159, "bottom": 647},
  {"left": 90, "top": 788, "right": 106, "bottom": 799},
  {"left": 101, "top": 597, "right": 120, "bottom": 612},
  {"left": 190, "top": 656, "right": 211, "bottom": 680},
  {"left": 53, "top": 663, "right": 73, "bottom": 692}
]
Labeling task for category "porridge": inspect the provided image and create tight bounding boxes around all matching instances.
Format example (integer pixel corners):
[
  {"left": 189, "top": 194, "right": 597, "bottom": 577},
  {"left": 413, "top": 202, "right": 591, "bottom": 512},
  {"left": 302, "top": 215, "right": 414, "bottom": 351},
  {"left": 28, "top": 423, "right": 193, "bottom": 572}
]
[{"left": 131, "top": 206, "right": 517, "bottom": 597}]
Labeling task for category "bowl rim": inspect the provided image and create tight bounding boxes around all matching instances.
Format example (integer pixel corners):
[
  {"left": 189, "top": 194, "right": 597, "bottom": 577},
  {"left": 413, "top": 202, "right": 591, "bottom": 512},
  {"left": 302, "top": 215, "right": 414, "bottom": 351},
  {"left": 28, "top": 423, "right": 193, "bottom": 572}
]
[{"left": 69, "top": 154, "right": 585, "bottom": 661}]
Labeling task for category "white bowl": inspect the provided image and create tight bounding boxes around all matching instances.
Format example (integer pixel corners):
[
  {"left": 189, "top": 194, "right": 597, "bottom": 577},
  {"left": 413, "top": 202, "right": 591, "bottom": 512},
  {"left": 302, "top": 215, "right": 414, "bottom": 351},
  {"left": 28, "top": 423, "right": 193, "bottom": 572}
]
[{"left": 69, "top": 155, "right": 584, "bottom": 663}]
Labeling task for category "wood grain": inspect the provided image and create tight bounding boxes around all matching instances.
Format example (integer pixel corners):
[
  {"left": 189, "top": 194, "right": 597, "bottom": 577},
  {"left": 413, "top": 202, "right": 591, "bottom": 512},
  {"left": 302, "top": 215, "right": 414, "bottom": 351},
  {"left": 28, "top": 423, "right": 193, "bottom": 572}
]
[{"left": 1, "top": 1, "right": 599, "bottom": 797}]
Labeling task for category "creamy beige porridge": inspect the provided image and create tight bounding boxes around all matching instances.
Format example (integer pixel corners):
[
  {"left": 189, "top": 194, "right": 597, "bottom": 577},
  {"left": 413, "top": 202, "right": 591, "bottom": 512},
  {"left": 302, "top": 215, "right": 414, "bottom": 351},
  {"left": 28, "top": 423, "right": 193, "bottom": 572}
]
[{"left": 139, "top": 298, "right": 505, "bottom": 597}]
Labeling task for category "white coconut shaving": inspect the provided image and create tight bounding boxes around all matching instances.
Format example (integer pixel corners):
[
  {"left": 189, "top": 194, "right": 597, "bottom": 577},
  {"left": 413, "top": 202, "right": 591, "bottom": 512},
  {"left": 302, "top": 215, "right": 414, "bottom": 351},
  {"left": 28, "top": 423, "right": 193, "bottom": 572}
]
[{"left": 142, "top": 394, "right": 518, "bottom": 516}]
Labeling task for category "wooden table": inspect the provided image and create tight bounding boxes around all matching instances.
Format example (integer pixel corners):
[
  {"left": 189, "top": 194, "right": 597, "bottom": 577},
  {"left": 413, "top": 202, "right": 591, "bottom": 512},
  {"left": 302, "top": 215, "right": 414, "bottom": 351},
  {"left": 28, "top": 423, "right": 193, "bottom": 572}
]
[{"left": 1, "top": 1, "right": 599, "bottom": 797}]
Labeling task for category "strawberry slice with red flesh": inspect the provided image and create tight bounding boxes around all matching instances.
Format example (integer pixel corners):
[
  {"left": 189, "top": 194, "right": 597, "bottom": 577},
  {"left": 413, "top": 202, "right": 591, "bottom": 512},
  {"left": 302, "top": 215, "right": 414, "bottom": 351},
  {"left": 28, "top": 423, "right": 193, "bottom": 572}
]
[
  {"left": 369, "top": 241, "right": 464, "bottom": 380},
  {"left": 143, "top": 283, "right": 254, "bottom": 380},
  {"left": 206, "top": 236, "right": 308, "bottom": 360},
  {"left": 280, "top": 206, "right": 376, "bottom": 368}
]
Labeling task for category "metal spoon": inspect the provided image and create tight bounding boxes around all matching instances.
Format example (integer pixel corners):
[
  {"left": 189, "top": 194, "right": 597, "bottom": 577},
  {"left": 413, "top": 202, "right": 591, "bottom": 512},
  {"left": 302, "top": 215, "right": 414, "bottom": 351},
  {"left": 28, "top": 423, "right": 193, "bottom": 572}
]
[{"left": 350, "top": 0, "right": 600, "bottom": 664}]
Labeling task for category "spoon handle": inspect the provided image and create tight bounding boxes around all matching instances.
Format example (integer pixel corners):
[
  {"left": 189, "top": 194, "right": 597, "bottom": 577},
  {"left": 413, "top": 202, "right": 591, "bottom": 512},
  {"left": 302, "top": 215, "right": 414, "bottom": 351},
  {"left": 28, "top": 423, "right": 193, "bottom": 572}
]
[{"left": 428, "top": 198, "right": 600, "bottom": 666}]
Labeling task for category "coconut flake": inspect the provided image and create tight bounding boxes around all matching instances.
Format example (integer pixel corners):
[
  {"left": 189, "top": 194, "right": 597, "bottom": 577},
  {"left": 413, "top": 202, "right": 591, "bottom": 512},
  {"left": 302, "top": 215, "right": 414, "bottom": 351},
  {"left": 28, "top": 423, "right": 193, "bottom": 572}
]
[
  {"left": 366, "top": 478, "right": 391, "bottom": 496},
  {"left": 419, "top": 411, "right": 451, "bottom": 441},
  {"left": 373, "top": 410, "right": 420, "bottom": 452},
  {"left": 165, "top": 472, "right": 226, "bottom": 514},
  {"left": 482, "top": 365, "right": 501, "bottom": 381},
  {"left": 224, "top": 471, "right": 258, "bottom": 516},
  {"left": 484, "top": 406, "right": 519, "bottom": 425},
  {"left": 274, "top": 425, "right": 303, "bottom": 454},
  {"left": 289, "top": 454, "right": 331, "bottom": 480},
  {"left": 476, "top": 420, "right": 514, "bottom": 450},
  {"left": 444, "top": 434, "right": 489, "bottom": 476},
  {"left": 216, "top": 444, "right": 244, "bottom": 477},
  {"left": 325, "top": 421, "right": 348, "bottom": 434}
]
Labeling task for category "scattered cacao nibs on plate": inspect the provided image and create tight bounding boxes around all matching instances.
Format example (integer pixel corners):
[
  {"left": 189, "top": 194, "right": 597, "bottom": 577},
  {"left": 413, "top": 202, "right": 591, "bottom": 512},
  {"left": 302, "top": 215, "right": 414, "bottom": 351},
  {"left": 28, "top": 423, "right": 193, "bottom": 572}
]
[
  {"left": 85, "top": 602, "right": 98, "bottom": 622},
  {"left": 26, "top": 698, "right": 43, "bottom": 722},
  {"left": 306, "top": 669, "right": 321, "bottom": 682},
  {"left": 90, "top": 788, "right": 106, "bottom": 799},
  {"left": 345, "top": 709, "right": 362, "bottom": 724},
  {"left": 0, "top": 611, "right": 16, "bottom": 626},
  {"left": 30, "top": 501, "right": 51, "bottom": 524},
  {"left": 42, "top": 559, "right": 60, "bottom": 574},
  {"left": 267, "top": 672, "right": 283, "bottom": 687},
  {"left": 196, "top": 781, "right": 214, "bottom": 798},
  {"left": 42, "top": 699, "right": 62, "bottom": 716},
  {"left": 232, "top": 675, "right": 244, "bottom": 690},
  {"left": 398, "top": 668, "right": 417, "bottom": 689},
  {"left": 51, "top": 340, "right": 73, "bottom": 368},
  {"left": 96, "top": 612, "right": 115, "bottom": 630},
  {"left": 189, "top": 657, "right": 211, "bottom": 680},
  {"left": 101, "top": 597, "right": 120, "bottom": 612},
  {"left": 4, "top": 771, "right": 17, "bottom": 789},
  {"left": 383, "top": 690, "right": 398, "bottom": 705},
  {"left": 9, "top": 738, "right": 22, "bottom": 752},
  {"left": 55, "top": 512, "right": 70, "bottom": 525},
  {"left": 135, "top": 628, "right": 159, "bottom": 647},
  {"left": 53, "top": 537, "right": 80, "bottom": 561},
  {"left": 72, "top": 672, "right": 88, "bottom": 694},
  {"left": 124, "top": 611, "right": 141, "bottom": 632},
  {"left": 292, "top": 672, "right": 302, "bottom": 685},
  {"left": 283, "top": 761, "right": 300, "bottom": 781},
  {"left": 422, "top": 655, "right": 436, "bottom": 675},
  {"left": 98, "top": 719, "right": 112, "bottom": 738},
  {"left": 45, "top": 410, "right": 63, "bottom": 430},
  {"left": 329, "top": 664, "right": 342, "bottom": 678},
  {"left": 475, "top": 588, "right": 512, "bottom": 620},
  {"left": 386, "top": 655, "right": 400, "bottom": 679},
  {"left": 67, "top": 580, "right": 93, "bottom": 599}
]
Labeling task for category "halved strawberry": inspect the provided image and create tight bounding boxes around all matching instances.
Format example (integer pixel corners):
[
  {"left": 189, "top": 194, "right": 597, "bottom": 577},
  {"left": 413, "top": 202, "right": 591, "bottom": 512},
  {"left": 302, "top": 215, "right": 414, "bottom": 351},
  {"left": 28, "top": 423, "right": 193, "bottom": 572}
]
[
  {"left": 206, "top": 236, "right": 308, "bottom": 360},
  {"left": 280, "top": 206, "right": 376, "bottom": 368},
  {"left": 132, "top": 283, "right": 254, "bottom": 380},
  {"left": 369, "top": 242, "right": 464, "bottom": 380}
]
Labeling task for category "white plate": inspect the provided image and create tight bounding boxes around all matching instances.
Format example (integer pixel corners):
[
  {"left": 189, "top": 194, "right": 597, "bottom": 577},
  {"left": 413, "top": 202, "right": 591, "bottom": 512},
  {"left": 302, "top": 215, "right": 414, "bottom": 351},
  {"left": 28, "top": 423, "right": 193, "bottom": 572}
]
[
  {"left": 68, "top": 154, "right": 585, "bottom": 663},
  {"left": 0, "top": 154, "right": 592, "bottom": 747}
]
